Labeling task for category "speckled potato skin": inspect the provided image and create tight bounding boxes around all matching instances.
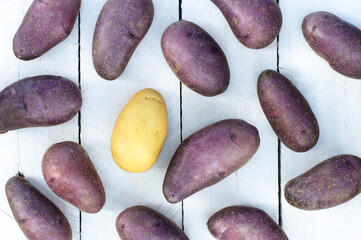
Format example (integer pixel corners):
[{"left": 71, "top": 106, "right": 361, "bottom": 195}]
[
  {"left": 0, "top": 75, "right": 82, "bottom": 134},
  {"left": 208, "top": 206, "right": 288, "bottom": 240},
  {"left": 13, "top": 0, "right": 81, "bottom": 60},
  {"left": 302, "top": 12, "right": 361, "bottom": 79},
  {"left": 42, "top": 141, "right": 106, "bottom": 213},
  {"left": 92, "top": 0, "right": 154, "bottom": 80},
  {"left": 116, "top": 205, "right": 189, "bottom": 240},
  {"left": 257, "top": 70, "right": 319, "bottom": 152},
  {"left": 211, "top": 0, "right": 282, "bottom": 49},
  {"left": 163, "top": 119, "right": 260, "bottom": 203},
  {"left": 284, "top": 155, "right": 361, "bottom": 210},
  {"left": 161, "top": 20, "right": 230, "bottom": 96},
  {"left": 5, "top": 176, "right": 72, "bottom": 240}
]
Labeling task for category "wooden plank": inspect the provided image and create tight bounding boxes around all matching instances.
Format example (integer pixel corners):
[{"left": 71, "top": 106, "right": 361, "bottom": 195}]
[
  {"left": 279, "top": 1, "right": 361, "bottom": 239},
  {"left": 80, "top": 0, "right": 182, "bottom": 239},
  {"left": 0, "top": 0, "right": 80, "bottom": 239},
  {"left": 181, "top": 0, "right": 279, "bottom": 239}
]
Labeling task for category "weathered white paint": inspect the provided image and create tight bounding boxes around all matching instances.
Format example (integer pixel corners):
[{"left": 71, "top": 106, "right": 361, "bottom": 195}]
[
  {"left": 280, "top": 1, "right": 361, "bottom": 240},
  {"left": 1, "top": 0, "right": 361, "bottom": 239}
]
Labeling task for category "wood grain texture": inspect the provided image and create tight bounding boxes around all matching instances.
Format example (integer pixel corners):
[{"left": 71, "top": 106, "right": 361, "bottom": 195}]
[
  {"left": 0, "top": 0, "right": 80, "bottom": 239},
  {"left": 1, "top": 0, "right": 361, "bottom": 239},
  {"left": 80, "top": 0, "right": 182, "bottom": 239},
  {"left": 279, "top": 1, "right": 361, "bottom": 240},
  {"left": 181, "top": 0, "right": 279, "bottom": 239}
]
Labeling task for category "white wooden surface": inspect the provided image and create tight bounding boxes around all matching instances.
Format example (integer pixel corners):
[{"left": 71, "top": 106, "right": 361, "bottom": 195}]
[{"left": 1, "top": 0, "right": 361, "bottom": 239}]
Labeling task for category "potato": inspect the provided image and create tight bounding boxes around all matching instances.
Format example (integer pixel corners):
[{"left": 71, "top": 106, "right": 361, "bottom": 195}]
[
  {"left": 302, "top": 12, "right": 361, "bottom": 79},
  {"left": 284, "top": 154, "right": 361, "bottom": 210},
  {"left": 257, "top": 70, "right": 319, "bottom": 152},
  {"left": 5, "top": 176, "right": 72, "bottom": 240},
  {"left": 42, "top": 141, "right": 106, "bottom": 213},
  {"left": 111, "top": 88, "right": 168, "bottom": 173},
  {"left": 0, "top": 75, "right": 82, "bottom": 134},
  {"left": 116, "top": 205, "right": 189, "bottom": 240},
  {"left": 93, "top": 0, "right": 154, "bottom": 80},
  {"left": 13, "top": 0, "right": 81, "bottom": 60},
  {"left": 207, "top": 206, "right": 288, "bottom": 240},
  {"left": 163, "top": 119, "right": 259, "bottom": 203},
  {"left": 161, "top": 20, "right": 230, "bottom": 96},
  {"left": 211, "top": 0, "right": 282, "bottom": 49}
]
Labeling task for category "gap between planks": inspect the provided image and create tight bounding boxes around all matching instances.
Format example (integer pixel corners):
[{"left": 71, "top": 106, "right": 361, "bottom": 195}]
[{"left": 77, "top": 11, "right": 82, "bottom": 240}]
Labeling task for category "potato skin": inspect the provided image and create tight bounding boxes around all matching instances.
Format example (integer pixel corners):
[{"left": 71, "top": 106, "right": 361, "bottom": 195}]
[
  {"left": 208, "top": 206, "right": 288, "bottom": 240},
  {"left": 42, "top": 141, "right": 106, "bottom": 213},
  {"left": 111, "top": 88, "right": 168, "bottom": 173},
  {"left": 5, "top": 176, "right": 72, "bottom": 240},
  {"left": 0, "top": 75, "right": 82, "bottom": 134},
  {"left": 161, "top": 20, "right": 230, "bottom": 96},
  {"left": 211, "top": 0, "right": 282, "bottom": 49},
  {"left": 257, "top": 70, "right": 319, "bottom": 152},
  {"left": 284, "top": 155, "right": 361, "bottom": 210},
  {"left": 302, "top": 12, "right": 361, "bottom": 79},
  {"left": 116, "top": 205, "right": 189, "bottom": 240},
  {"left": 92, "top": 0, "right": 154, "bottom": 80},
  {"left": 163, "top": 119, "right": 260, "bottom": 203},
  {"left": 13, "top": 0, "right": 81, "bottom": 60}
]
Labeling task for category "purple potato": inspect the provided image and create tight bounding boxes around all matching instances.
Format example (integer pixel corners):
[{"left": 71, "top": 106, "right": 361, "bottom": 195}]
[
  {"left": 161, "top": 20, "right": 230, "bottom": 96},
  {"left": 92, "top": 0, "right": 154, "bottom": 80},
  {"left": 0, "top": 75, "right": 82, "bottom": 134},
  {"left": 211, "top": 0, "right": 282, "bottom": 49},
  {"left": 5, "top": 176, "right": 72, "bottom": 240},
  {"left": 284, "top": 154, "right": 361, "bottom": 210},
  {"left": 42, "top": 141, "right": 106, "bottom": 213},
  {"left": 163, "top": 119, "right": 260, "bottom": 203},
  {"left": 116, "top": 205, "right": 189, "bottom": 240},
  {"left": 302, "top": 12, "right": 361, "bottom": 79},
  {"left": 13, "top": 0, "right": 81, "bottom": 60},
  {"left": 257, "top": 70, "right": 319, "bottom": 152},
  {"left": 208, "top": 206, "right": 288, "bottom": 240}
]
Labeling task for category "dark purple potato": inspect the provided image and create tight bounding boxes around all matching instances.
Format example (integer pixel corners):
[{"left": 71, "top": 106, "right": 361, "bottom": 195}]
[
  {"left": 302, "top": 12, "right": 361, "bottom": 79},
  {"left": 116, "top": 205, "right": 189, "bottom": 240},
  {"left": 163, "top": 119, "right": 260, "bottom": 203},
  {"left": 257, "top": 70, "right": 319, "bottom": 152},
  {"left": 208, "top": 206, "right": 288, "bottom": 240},
  {"left": 13, "top": 0, "right": 81, "bottom": 60},
  {"left": 211, "top": 0, "right": 282, "bottom": 49},
  {"left": 0, "top": 75, "right": 82, "bottom": 134},
  {"left": 92, "top": 0, "right": 154, "bottom": 80},
  {"left": 42, "top": 141, "right": 106, "bottom": 213},
  {"left": 161, "top": 20, "right": 230, "bottom": 96},
  {"left": 285, "top": 154, "right": 361, "bottom": 210},
  {"left": 5, "top": 176, "right": 72, "bottom": 240}
]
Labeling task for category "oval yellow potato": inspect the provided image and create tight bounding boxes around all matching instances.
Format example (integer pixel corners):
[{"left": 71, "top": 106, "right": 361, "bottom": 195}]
[{"left": 111, "top": 89, "right": 168, "bottom": 173}]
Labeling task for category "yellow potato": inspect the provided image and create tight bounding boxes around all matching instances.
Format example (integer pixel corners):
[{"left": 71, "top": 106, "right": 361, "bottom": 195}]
[{"left": 111, "top": 89, "right": 168, "bottom": 173}]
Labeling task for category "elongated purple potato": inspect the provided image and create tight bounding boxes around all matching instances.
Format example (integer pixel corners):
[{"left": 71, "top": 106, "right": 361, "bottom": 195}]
[
  {"left": 6, "top": 176, "right": 72, "bottom": 240},
  {"left": 257, "top": 70, "right": 319, "bottom": 152},
  {"left": 116, "top": 206, "right": 189, "bottom": 240},
  {"left": 0, "top": 75, "right": 82, "bottom": 134},
  {"left": 13, "top": 0, "right": 81, "bottom": 60},
  {"left": 163, "top": 119, "right": 260, "bottom": 203},
  {"left": 302, "top": 12, "right": 361, "bottom": 79},
  {"left": 161, "top": 20, "right": 230, "bottom": 96},
  {"left": 285, "top": 155, "right": 361, "bottom": 210},
  {"left": 42, "top": 141, "right": 106, "bottom": 213},
  {"left": 211, "top": 0, "right": 282, "bottom": 49},
  {"left": 208, "top": 206, "right": 288, "bottom": 240},
  {"left": 93, "top": 0, "right": 154, "bottom": 80}
]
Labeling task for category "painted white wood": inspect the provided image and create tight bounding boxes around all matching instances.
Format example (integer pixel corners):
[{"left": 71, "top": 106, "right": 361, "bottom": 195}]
[
  {"left": 279, "top": 1, "right": 361, "bottom": 240},
  {"left": 80, "top": 0, "right": 182, "bottom": 239},
  {"left": 2, "top": 0, "right": 361, "bottom": 239},
  {"left": 181, "top": 1, "right": 279, "bottom": 239},
  {"left": 0, "top": 0, "right": 80, "bottom": 239}
]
